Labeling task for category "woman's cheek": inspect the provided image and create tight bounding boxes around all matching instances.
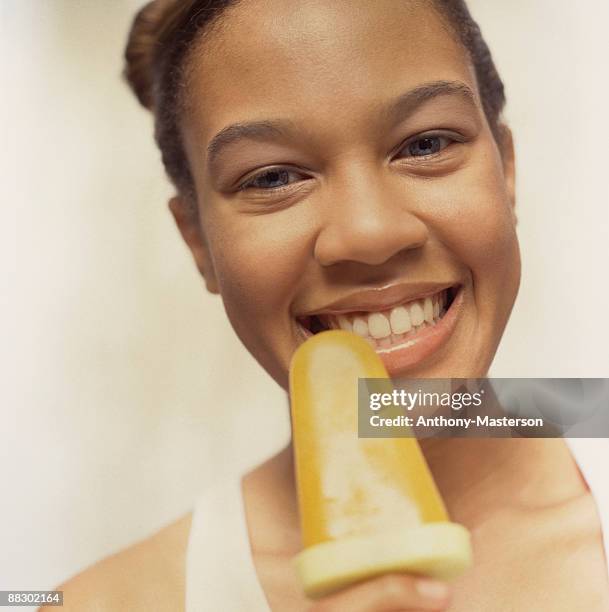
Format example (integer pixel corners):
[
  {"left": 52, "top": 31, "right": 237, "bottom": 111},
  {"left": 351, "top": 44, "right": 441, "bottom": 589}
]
[
  {"left": 219, "top": 208, "right": 310, "bottom": 293},
  {"left": 205, "top": 207, "right": 313, "bottom": 365},
  {"left": 456, "top": 159, "right": 520, "bottom": 286},
  {"left": 420, "top": 147, "right": 519, "bottom": 278},
  {"left": 416, "top": 151, "right": 520, "bottom": 349},
  {"left": 449, "top": 195, "right": 518, "bottom": 275}
]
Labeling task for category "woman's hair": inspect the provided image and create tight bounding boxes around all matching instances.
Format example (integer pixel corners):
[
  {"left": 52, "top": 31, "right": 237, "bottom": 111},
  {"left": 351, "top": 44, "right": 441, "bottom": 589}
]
[{"left": 124, "top": 0, "right": 506, "bottom": 199}]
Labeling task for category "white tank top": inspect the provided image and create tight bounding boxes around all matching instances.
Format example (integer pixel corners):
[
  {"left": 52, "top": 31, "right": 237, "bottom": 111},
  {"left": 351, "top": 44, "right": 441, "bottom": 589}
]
[
  {"left": 185, "top": 477, "right": 270, "bottom": 611},
  {"left": 185, "top": 439, "right": 609, "bottom": 611}
]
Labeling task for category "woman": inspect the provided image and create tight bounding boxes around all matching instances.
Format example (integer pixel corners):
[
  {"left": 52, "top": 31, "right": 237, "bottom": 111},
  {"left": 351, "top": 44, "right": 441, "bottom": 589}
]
[{"left": 51, "top": 0, "right": 608, "bottom": 610}]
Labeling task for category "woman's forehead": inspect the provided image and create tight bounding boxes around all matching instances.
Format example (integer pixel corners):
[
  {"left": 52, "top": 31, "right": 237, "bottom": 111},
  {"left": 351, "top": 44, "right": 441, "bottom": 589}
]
[{"left": 182, "top": 0, "right": 475, "bottom": 142}]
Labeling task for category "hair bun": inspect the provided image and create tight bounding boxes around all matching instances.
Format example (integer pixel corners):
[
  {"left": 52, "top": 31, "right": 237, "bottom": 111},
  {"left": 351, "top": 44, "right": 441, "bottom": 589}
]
[{"left": 123, "top": 0, "right": 176, "bottom": 110}]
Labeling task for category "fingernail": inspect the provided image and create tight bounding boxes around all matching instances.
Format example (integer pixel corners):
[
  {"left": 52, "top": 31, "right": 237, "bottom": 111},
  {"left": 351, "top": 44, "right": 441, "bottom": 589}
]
[{"left": 416, "top": 578, "right": 450, "bottom": 600}]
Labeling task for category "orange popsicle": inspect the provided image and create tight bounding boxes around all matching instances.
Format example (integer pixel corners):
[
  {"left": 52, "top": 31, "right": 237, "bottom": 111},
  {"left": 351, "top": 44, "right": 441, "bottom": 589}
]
[{"left": 289, "top": 330, "right": 472, "bottom": 598}]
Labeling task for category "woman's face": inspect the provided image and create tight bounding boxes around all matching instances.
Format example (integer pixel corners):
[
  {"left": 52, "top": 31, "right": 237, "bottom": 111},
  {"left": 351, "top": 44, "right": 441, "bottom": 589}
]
[{"left": 177, "top": 0, "right": 520, "bottom": 389}]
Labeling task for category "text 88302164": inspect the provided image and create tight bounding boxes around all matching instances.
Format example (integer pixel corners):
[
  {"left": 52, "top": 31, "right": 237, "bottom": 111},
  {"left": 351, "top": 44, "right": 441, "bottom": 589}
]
[{"left": 0, "top": 591, "right": 63, "bottom": 606}]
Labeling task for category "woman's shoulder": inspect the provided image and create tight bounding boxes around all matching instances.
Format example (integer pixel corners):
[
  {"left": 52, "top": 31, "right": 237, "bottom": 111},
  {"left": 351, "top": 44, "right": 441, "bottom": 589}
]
[{"left": 43, "top": 512, "right": 193, "bottom": 612}]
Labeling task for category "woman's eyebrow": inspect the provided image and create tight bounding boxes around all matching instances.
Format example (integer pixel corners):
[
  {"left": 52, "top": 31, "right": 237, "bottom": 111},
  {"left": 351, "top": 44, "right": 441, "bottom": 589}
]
[
  {"left": 206, "top": 80, "right": 476, "bottom": 172},
  {"left": 206, "top": 120, "right": 294, "bottom": 173},
  {"left": 384, "top": 80, "right": 477, "bottom": 124}
]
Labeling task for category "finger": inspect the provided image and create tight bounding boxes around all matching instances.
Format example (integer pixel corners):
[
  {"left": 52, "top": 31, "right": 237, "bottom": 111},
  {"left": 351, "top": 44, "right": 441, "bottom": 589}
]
[{"left": 308, "top": 574, "right": 452, "bottom": 612}]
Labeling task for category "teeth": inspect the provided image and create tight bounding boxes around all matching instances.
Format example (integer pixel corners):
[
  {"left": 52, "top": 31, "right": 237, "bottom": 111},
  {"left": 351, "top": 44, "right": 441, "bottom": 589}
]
[
  {"left": 337, "top": 315, "right": 352, "bottom": 331},
  {"left": 423, "top": 297, "right": 434, "bottom": 323},
  {"left": 352, "top": 316, "right": 369, "bottom": 338},
  {"left": 368, "top": 312, "right": 391, "bottom": 339},
  {"left": 389, "top": 306, "right": 412, "bottom": 334},
  {"left": 409, "top": 301, "right": 424, "bottom": 327},
  {"left": 312, "top": 288, "right": 453, "bottom": 347}
]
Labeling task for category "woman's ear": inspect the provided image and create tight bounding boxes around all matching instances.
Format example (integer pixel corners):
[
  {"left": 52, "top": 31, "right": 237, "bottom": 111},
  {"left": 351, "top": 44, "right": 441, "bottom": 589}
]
[
  {"left": 168, "top": 195, "right": 219, "bottom": 294},
  {"left": 498, "top": 124, "right": 517, "bottom": 224}
]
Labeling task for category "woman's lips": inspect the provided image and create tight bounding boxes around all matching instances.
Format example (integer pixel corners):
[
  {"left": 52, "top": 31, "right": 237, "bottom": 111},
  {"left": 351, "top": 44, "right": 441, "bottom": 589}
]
[{"left": 296, "top": 285, "right": 463, "bottom": 376}]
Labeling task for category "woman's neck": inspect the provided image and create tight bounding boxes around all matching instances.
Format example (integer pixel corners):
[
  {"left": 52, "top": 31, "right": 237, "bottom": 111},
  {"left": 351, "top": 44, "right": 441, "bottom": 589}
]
[
  {"left": 276, "top": 436, "right": 582, "bottom": 521},
  {"left": 418, "top": 437, "right": 585, "bottom": 525}
]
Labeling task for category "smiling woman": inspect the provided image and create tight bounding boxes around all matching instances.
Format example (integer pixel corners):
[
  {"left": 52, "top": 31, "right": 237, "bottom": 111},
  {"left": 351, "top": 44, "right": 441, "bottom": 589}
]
[
  {"left": 164, "top": 0, "right": 520, "bottom": 391},
  {"left": 45, "top": 1, "right": 609, "bottom": 610}
]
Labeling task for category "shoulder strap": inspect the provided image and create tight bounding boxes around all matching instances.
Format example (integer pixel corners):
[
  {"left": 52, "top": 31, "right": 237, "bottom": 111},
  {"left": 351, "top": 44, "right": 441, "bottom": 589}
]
[{"left": 185, "top": 477, "right": 270, "bottom": 612}]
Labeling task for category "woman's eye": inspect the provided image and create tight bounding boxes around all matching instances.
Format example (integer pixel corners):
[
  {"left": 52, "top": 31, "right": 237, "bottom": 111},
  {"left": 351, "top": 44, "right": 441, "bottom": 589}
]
[
  {"left": 240, "top": 168, "right": 303, "bottom": 190},
  {"left": 400, "top": 135, "right": 452, "bottom": 158}
]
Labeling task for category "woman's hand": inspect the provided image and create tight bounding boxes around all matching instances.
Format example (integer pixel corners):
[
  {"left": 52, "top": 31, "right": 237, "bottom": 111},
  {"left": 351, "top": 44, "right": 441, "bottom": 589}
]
[{"left": 308, "top": 574, "right": 452, "bottom": 611}]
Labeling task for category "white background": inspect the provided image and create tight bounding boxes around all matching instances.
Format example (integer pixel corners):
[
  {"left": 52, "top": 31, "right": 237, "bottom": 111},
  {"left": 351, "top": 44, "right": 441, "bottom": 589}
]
[{"left": 2, "top": 0, "right": 608, "bottom": 598}]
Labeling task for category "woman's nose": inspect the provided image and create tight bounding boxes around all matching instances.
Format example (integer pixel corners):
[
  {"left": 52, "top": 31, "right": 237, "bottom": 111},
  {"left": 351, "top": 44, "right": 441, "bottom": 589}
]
[{"left": 313, "top": 172, "right": 429, "bottom": 267}]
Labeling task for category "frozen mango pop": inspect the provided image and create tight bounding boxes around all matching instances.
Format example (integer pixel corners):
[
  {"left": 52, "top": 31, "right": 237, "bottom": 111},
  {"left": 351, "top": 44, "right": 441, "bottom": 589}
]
[{"left": 289, "top": 330, "right": 472, "bottom": 598}]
